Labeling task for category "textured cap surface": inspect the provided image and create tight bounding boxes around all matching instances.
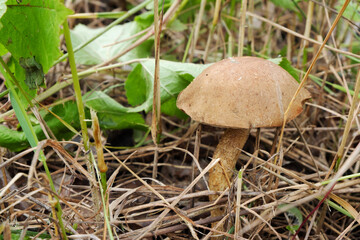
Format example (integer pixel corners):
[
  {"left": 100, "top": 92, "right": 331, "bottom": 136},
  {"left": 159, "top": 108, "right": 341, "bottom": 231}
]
[{"left": 177, "top": 57, "right": 311, "bottom": 128}]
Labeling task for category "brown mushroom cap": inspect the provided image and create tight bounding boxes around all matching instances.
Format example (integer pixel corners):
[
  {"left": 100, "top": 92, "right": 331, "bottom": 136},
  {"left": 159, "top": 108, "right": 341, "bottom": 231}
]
[{"left": 177, "top": 56, "right": 311, "bottom": 128}]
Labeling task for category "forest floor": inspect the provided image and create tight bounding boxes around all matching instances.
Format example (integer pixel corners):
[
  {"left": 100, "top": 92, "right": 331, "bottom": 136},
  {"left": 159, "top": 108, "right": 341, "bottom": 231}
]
[{"left": 1, "top": 0, "right": 360, "bottom": 239}]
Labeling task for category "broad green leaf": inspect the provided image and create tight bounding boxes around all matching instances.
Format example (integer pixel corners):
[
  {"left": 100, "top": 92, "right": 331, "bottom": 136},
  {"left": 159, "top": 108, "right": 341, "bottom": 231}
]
[
  {"left": 0, "top": 0, "right": 6, "bottom": 17},
  {"left": 134, "top": 11, "right": 154, "bottom": 29},
  {"left": 19, "top": 56, "right": 45, "bottom": 89},
  {"left": 278, "top": 204, "right": 303, "bottom": 233},
  {"left": 40, "top": 101, "right": 81, "bottom": 141},
  {"left": 0, "top": 0, "right": 73, "bottom": 73},
  {"left": 269, "top": 57, "right": 300, "bottom": 82},
  {"left": 125, "top": 64, "right": 149, "bottom": 107},
  {"left": 336, "top": 0, "right": 360, "bottom": 21},
  {"left": 0, "top": 125, "right": 28, "bottom": 151},
  {"left": 0, "top": 43, "right": 7, "bottom": 55},
  {"left": 8, "top": 57, "right": 37, "bottom": 108},
  {"left": 161, "top": 97, "right": 188, "bottom": 119},
  {"left": 0, "top": 0, "right": 6, "bottom": 29},
  {"left": 125, "top": 59, "right": 210, "bottom": 113},
  {"left": 0, "top": 93, "right": 149, "bottom": 151},
  {"left": 70, "top": 22, "right": 153, "bottom": 65},
  {"left": 168, "top": 19, "right": 187, "bottom": 32},
  {"left": 84, "top": 91, "right": 148, "bottom": 131},
  {"left": 96, "top": 113, "right": 147, "bottom": 131},
  {"left": 0, "top": 101, "right": 81, "bottom": 151},
  {"left": 84, "top": 90, "right": 130, "bottom": 113}
]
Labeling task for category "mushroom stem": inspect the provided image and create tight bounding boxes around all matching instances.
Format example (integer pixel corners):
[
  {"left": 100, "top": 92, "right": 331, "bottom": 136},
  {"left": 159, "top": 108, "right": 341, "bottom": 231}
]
[{"left": 208, "top": 128, "right": 249, "bottom": 230}]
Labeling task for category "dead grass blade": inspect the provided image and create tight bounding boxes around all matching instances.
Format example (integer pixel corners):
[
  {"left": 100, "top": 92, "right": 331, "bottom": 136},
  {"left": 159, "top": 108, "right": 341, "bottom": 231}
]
[{"left": 134, "top": 157, "right": 220, "bottom": 239}]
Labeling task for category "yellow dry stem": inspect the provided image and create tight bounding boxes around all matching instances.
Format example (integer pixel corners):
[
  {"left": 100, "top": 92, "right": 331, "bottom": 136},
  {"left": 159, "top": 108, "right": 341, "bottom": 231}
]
[{"left": 91, "top": 110, "right": 108, "bottom": 173}]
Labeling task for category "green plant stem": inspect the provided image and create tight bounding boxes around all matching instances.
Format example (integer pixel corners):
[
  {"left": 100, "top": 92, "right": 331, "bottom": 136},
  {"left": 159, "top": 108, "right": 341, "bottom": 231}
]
[
  {"left": 291, "top": 0, "right": 306, "bottom": 20},
  {"left": 320, "top": 172, "right": 360, "bottom": 186},
  {"left": 68, "top": 12, "right": 125, "bottom": 19},
  {"left": 182, "top": 20, "right": 195, "bottom": 62},
  {"left": 238, "top": 0, "right": 248, "bottom": 57},
  {"left": 300, "top": 0, "right": 314, "bottom": 72},
  {"left": 54, "top": 0, "right": 153, "bottom": 65},
  {"left": 203, "top": 0, "right": 222, "bottom": 61},
  {"left": 227, "top": 0, "right": 236, "bottom": 29},
  {"left": 100, "top": 172, "right": 107, "bottom": 195},
  {"left": 334, "top": 68, "right": 360, "bottom": 171},
  {"left": 0, "top": 89, "right": 9, "bottom": 98},
  {"left": 222, "top": 19, "right": 234, "bottom": 57},
  {"left": 63, "top": 17, "right": 104, "bottom": 231},
  {"left": 190, "top": 0, "right": 206, "bottom": 61},
  {"left": 62, "top": 21, "right": 89, "bottom": 150},
  {"left": 0, "top": 58, "right": 33, "bottom": 108},
  {"left": 168, "top": 0, "right": 188, "bottom": 26},
  {"left": 90, "top": 151, "right": 114, "bottom": 240},
  {"left": 0, "top": 58, "right": 68, "bottom": 239},
  {"left": 42, "top": 159, "right": 69, "bottom": 238},
  {"left": 234, "top": 168, "right": 243, "bottom": 236}
]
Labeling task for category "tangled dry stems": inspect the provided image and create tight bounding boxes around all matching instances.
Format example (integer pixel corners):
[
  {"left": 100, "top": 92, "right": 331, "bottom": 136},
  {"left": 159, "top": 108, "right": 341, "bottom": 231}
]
[{"left": 1, "top": 0, "right": 360, "bottom": 239}]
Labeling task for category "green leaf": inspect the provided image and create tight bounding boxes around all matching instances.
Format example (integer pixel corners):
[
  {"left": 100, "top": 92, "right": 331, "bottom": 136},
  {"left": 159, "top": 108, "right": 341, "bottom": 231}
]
[
  {"left": 70, "top": 21, "right": 153, "bottom": 65},
  {"left": 0, "top": 91, "right": 150, "bottom": 151},
  {"left": 270, "top": 0, "right": 300, "bottom": 11},
  {"left": 84, "top": 91, "right": 148, "bottom": 131},
  {"left": 350, "top": 42, "right": 360, "bottom": 65},
  {"left": 0, "top": 101, "right": 81, "bottom": 151},
  {"left": 145, "top": 0, "right": 172, "bottom": 10},
  {"left": 0, "top": 230, "right": 51, "bottom": 240},
  {"left": 84, "top": 90, "right": 130, "bottom": 113},
  {"left": 161, "top": 97, "right": 188, "bottom": 119},
  {"left": 9, "top": 86, "right": 38, "bottom": 148},
  {"left": 336, "top": 0, "right": 360, "bottom": 22},
  {"left": 168, "top": 19, "right": 187, "bottom": 32},
  {"left": 278, "top": 204, "right": 303, "bottom": 233},
  {"left": 19, "top": 56, "right": 45, "bottom": 89},
  {"left": 133, "top": 5, "right": 186, "bottom": 32},
  {"left": 0, "top": 0, "right": 7, "bottom": 29},
  {"left": 96, "top": 113, "right": 147, "bottom": 131},
  {"left": 134, "top": 11, "right": 154, "bottom": 29},
  {"left": 8, "top": 57, "right": 37, "bottom": 107},
  {"left": 269, "top": 57, "right": 299, "bottom": 82},
  {"left": 0, "top": 125, "right": 28, "bottom": 151},
  {"left": 0, "top": 56, "right": 39, "bottom": 151},
  {"left": 125, "top": 64, "right": 150, "bottom": 107},
  {"left": 286, "top": 224, "right": 300, "bottom": 233},
  {"left": 40, "top": 101, "right": 81, "bottom": 141},
  {"left": 0, "top": 43, "right": 7, "bottom": 55},
  {"left": 0, "top": 0, "right": 6, "bottom": 17},
  {"left": 0, "top": 0, "right": 72, "bottom": 73},
  {"left": 125, "top": 59, "right": 210, "bottom": 113}
]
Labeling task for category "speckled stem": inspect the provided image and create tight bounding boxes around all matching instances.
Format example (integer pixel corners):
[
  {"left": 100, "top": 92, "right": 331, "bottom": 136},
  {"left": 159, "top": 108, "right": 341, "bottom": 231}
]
[{"left": 208, "top": 128, "right": 249, "bottom": 234}]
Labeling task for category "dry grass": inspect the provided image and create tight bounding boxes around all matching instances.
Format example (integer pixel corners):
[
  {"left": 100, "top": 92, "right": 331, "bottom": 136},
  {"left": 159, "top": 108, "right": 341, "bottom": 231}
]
[{"left": 1, "top": 0, "right": 360, "bottom": 239}]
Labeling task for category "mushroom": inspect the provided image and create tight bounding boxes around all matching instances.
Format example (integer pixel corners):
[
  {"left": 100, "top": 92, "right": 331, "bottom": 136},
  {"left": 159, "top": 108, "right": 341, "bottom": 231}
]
[{"left": 176, "top": 56, "right": 311, "bottom": 230}]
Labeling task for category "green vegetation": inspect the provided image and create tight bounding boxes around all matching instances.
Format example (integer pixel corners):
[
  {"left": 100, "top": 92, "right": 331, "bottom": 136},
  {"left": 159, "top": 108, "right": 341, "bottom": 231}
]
[{"left": 1, "top": 0, "right": 359, "bottom": 239}]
